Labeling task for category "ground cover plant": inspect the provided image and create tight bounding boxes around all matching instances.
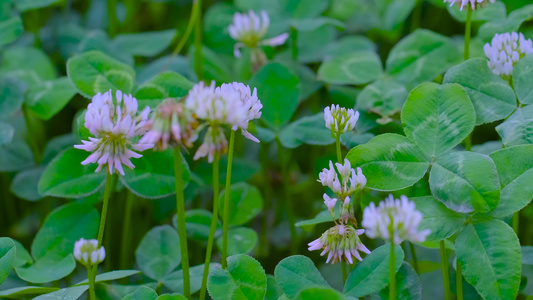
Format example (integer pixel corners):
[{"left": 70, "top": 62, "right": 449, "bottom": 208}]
[{"left": 2, "top": 0, "right": 533, "bottom": 299}]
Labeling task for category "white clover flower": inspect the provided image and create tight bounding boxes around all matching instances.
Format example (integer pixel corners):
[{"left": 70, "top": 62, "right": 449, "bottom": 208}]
[
  {"left": 318, "top": 159, "right": 366, "bottom": 197},
  {"left": 139, "top": 99, "right": 198, "bottom": 150},
  {"left": 443, "top": 0, "right": 495, "bottom": 10},
  {"left": 216, "top": 82, "right": 262, "bottom": 142},
  {"left": 73, "top": 238, "right": 105, "bottom": 266},
  {"left": 308, "top": 224, "right": 370, "bottom": 264},
  {"left": 228, "top": 10, "right": 289, "bottom": 57},
  {"left": 323, "top": 194, "right": 337, "bottom": 212},
  {"left": 484, "top": 32, "right": 533, "bottom": 76},
  {"left": 324, "top": 105, "right": 359, "bottom": 135},
  {"left": 186, "top": 81, "right": 263, "bottom": 162},
  {"left": 74, "top": 90, "right": 153, "bottom": 175},
  {"left": 362, "top": 195, "right": 430, "bottom": 244}
]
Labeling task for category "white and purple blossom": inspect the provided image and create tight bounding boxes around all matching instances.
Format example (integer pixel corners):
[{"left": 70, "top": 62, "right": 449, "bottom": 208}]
[
  {"left": 443, "top": 0, "right": 495, "bottom": 10},
  {"left": 73, "top": 238, "right": 105, "bottom": 266},
  {"left": 484, "top": 32, "right": 533, "bottom": 76},
  {"left": 74, "top": 90, "right": 153, "bottom": 175},
  {"left": 362, "top": 195, "right": 430, "bottom": 244},
  {"left": 228, "top": 10, "right": 289, "bottom": 58},
  {"left": 308, "top": 224, "right": 370, "bottom": 264},
  {"left": 324, "top": 105, "right": 359, "bottom": 135}
]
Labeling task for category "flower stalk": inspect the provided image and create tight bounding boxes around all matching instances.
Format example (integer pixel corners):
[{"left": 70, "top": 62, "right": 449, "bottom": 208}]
[
  {"left": 221, "top": 130, "right": 236, "bottom": 269},
  {"left": 440, "top": 240, "right": 452, "bottom": 300},
  {"left": 389, "top": 242, "right": 396, "bottom": 300},
  {"left": 199, "top": 152, "right": 220, "bottom": 300},
  {"left": 174, "top": 147, "right": 191, "bottom": 298}
]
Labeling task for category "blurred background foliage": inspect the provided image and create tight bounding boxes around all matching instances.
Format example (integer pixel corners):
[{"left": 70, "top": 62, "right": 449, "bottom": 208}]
[{"left": 1, "top": 0, "right": 533, "bottom": 298}]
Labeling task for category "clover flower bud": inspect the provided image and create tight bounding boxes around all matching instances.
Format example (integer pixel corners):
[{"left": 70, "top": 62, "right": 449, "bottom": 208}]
[
  {"left": 362, "top": 195, "right": 430, "bottom": 244},
  {"left": 324, "top": 105, "right": 359, "bottom": 135},
  {"left": 139, "top": 99, "right": 198, "bottom": 150},
  {"left": 73, "top": 238, "right": 105, "bottom": 267},
  {"left": 484, "top": 32, "right": 533, "bottom": 76}
]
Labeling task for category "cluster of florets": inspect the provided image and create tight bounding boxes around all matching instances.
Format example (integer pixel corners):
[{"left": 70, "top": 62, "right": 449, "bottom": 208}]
[
  {"left": 74, "top": 90, "right": 153, "bottom": 175},
  {"left": 140, "top": 99, "right": 198, "bottom": 150},
  {"left": 362, "top": 195, "right": 430, "bottom": 244},
  {"left": 309, "top": 159, "right": 368, "bottom": 264},
  {"left": 185, "top": 81, "right": 263, "bottom": 162},
  {"left": 308, "top": 224, "right": 370, "bottom": 264},
  {"left": 484, "top": 32, "right": 533, "bottom": 77},
  {"left": 324, "top": 104, "right": 359, "bottom": 136},
  {"left": 228, "top": 10, "right": 288, "bottom": 58},
  {"left": 73, "top": 238, "right": 105, "bottom": 267}
]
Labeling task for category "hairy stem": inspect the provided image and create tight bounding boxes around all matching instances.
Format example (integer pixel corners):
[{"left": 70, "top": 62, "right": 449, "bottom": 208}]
[{"left": 194, "top": 0, "right": 203, "bottom": 81}]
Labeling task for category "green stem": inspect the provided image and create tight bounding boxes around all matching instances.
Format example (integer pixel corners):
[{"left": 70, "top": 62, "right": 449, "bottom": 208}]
[
  {"left": 171, "top": 0, "right": 200, "bottom": 56},
  {"left": 222, "top": 130, "right": 236, "bottom": 269},
  {"left": 440, "top": 240, "right": 452, "bottom": 300},
  {"left": 174, "top": 148, "right": 191, "bottom": 299},
  {"left": 335, "top": 134, "right": 342, "bottom": 163},
  {"left": 194, "top": 0, "right": 203, "bottom": 81},
  {"left": 456, "top": 259, "right": 464, "bottom": 300},
  {"left": 389, "top": 242, "right": 396, "bottom": 300},
  {"left": 97, "top": 172, "right": 114, "bottom": 246},
  {"left": 409, "top": 242, "right": 419, "bottom": 274},
  {"left": 22, "top": 105, "right": 42, "bottom": 164},
  {"left": 108, "top": 0, "right": 118, "bottom": 37},
  {"left": 341, "top": 261, "right": 348, "bottom": 286},
  {"left": 87, "top": 266, "right": 97, "bottom": 300},
  {"left": 120, "top": 191, "right": 134, "bottom": 272},
  {"left": 464, "top": 7, "right": 473, "bottom": 61},
  {"left": 290, "top": 26, "right": 298, "bottom": 61},
  {"left": 199, "top": 152, "right": 220, "bottom": 300},
  {"left": 513, "top": 212, "right": 519, "bottom": 235}
]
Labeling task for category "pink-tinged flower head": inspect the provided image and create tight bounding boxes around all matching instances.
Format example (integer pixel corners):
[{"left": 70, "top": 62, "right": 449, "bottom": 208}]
[
  {"left": 318, "top": 159, "right": 366, "bottom": 198},
  {"left": 74, "top": 90, "right": 154, "bottom": 175},
  {"left": 228, "top": 10, "right": 289, "bottom": 57},
  {"left": 362, "top": 195, "right": 431, "bottom": 244},
  {"left": 139, "top": 99, "right": 198, "bottom": 150},
  {"left": 308, "top": 224, "right": 370, "bottom": 264},
  {"left": 443, "top": 0, "right": 495, "bottom": 11},
  {"left": 185, "top": 81, "right": 263, "bottom": 162}
]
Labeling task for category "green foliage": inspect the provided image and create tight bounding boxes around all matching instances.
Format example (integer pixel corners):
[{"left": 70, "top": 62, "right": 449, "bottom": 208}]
[
  {"left": 443, "top": 58, "right": 516, "bottom": 125},
  {"left": 343, "top": 243, "right": 404, "bottom": 298},
  {"left": 0, "top": 237, "right": 16, "bottom": 285},
  {"left": 218, "top": 182, "right": 263, "bottom": 226},
  {"left": 249, "top": 63, "right": 300, "bottom": 129},
  {"left": 429, "top": 151, "right": 500, "bottom": 214},
  {"left": 121, "top": 149, "right": 190, "bottom": 199},
  {"left": 274, "top": 255, "right": 330, "bottom": 298},
  {"left": 207, "top": 254, "right": 267, "bottom": 299},
  {"left": 135, "top": 225, "right": 181, "bottom": 282},
  {"left": 346, "top": 134, "right": 429, "bottom": 191},
  {"left": 67, "top": 50, "right": 135, "bottom": 98},
  {"left": 456, "top": 220, "right": 521, "bottom": 300},
  {"left": 318, "top": 52, "right": 383, "bottom": 85},
  {"left": 386, "top": 30, "right": 461, "bottom": 88},
  {"left": 38, "top": 148, "right": 106, "bottom": 198},
  {"left": 401, "top": 83, "right": 475, "bottom": 159}
]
